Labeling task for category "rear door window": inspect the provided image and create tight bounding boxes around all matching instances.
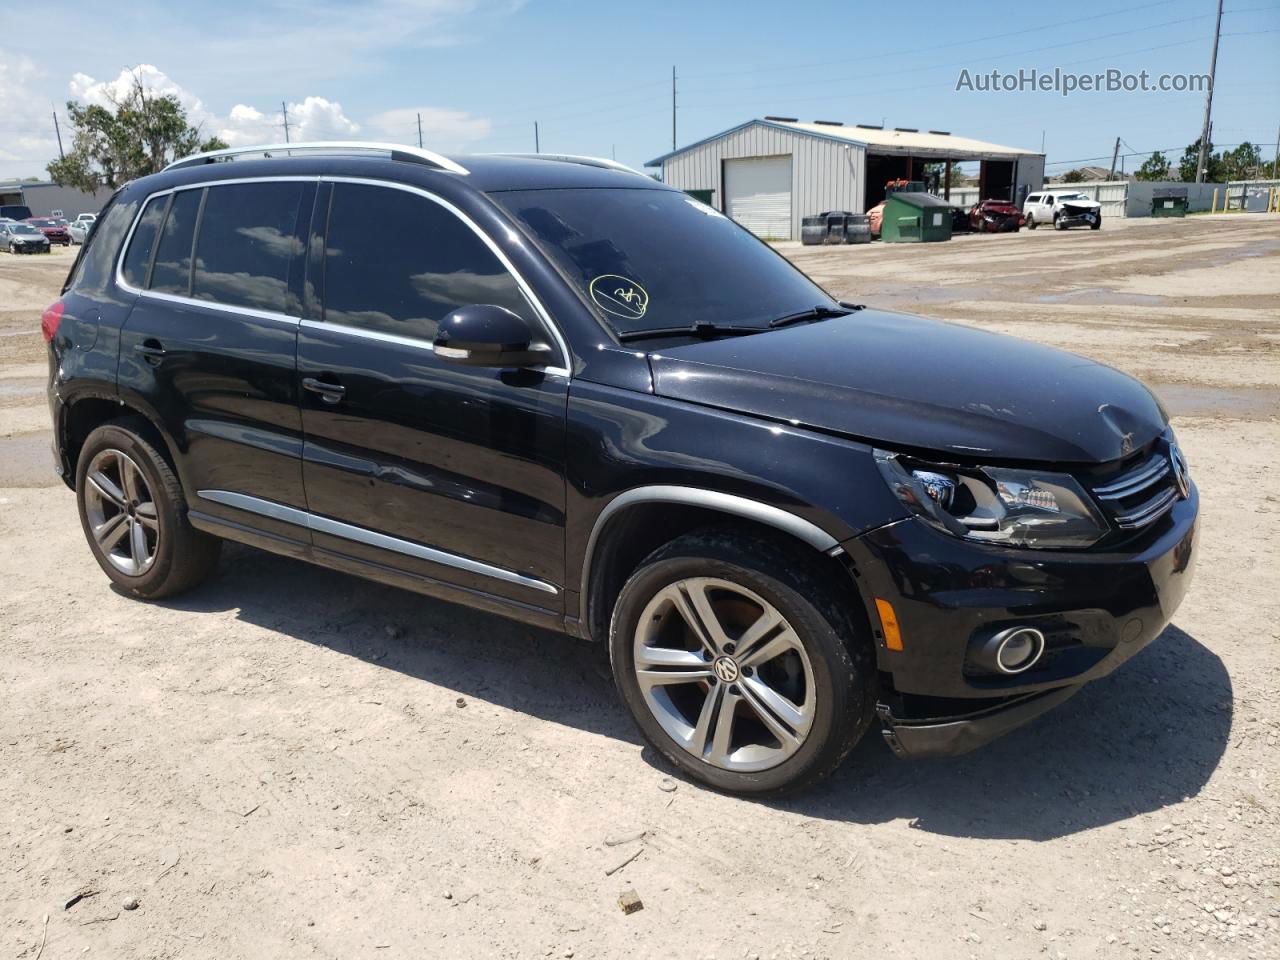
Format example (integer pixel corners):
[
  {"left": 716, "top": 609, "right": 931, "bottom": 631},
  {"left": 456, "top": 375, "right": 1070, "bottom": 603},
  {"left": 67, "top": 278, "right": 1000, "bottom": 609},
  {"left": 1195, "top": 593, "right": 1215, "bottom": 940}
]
[
  {"left": 150, "top": 189, "right": 203, "bottom": 296},
  {"left": 121, "top": 195, "right": 169, "bottom": 289},
  {"left": 191, "top": 181, "right": 305, "bottom": 314},
  {"left": 321, "top": 182, "right": 531, "bottom": 342}
]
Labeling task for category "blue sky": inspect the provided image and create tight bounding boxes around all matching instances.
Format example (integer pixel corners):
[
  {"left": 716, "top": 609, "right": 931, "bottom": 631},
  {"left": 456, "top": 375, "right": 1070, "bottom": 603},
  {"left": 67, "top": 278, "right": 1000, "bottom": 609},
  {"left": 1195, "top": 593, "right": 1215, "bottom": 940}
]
[{"left": 1, "top": 0, "right": 1277, "bottom": 179}]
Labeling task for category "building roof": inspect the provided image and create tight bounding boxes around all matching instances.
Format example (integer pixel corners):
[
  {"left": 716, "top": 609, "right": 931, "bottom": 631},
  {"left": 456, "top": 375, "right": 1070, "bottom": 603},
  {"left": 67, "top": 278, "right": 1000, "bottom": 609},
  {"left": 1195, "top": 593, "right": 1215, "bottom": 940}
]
[{"left": 647, "top": 118, "right": 1041, "bottom": 166}]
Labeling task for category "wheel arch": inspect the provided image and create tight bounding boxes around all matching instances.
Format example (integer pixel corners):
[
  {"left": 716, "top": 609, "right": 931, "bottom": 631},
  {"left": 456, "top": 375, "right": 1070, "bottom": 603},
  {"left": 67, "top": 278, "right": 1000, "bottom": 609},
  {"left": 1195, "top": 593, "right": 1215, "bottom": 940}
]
[
  {"left": 61, "top": 393, "right": 180, "bottom": 487},
  {"left": 579, "top": 486, "right": 853, "bottom": 643}
]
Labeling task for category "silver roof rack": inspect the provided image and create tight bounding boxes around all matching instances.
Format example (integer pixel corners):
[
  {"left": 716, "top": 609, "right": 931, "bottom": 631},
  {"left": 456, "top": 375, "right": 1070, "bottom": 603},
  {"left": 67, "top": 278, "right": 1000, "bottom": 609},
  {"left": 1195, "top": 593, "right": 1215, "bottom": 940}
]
[
  {"left": 164, "top": 141, "right": 469, "bottom": 175},
  {"left": 489, "top": 153, "right": 644, "bottom": 176}
]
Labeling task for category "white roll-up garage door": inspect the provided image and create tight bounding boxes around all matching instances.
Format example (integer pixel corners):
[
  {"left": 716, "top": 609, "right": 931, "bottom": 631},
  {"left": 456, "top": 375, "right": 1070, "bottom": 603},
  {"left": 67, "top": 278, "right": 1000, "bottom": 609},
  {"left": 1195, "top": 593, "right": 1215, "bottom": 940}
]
[{"left": 724, "top": 155, "right": 792, "bottom": 240}]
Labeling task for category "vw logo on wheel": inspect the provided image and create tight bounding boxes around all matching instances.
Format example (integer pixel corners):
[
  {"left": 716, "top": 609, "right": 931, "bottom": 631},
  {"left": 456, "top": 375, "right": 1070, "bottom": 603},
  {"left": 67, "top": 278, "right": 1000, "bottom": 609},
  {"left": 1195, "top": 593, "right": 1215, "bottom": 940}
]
[
  {"left": 712, "top": 656, "right": 740, "bottom": 684},
  {"left": 1170, "top": 444, "right": 1191, "bottom": 499}
]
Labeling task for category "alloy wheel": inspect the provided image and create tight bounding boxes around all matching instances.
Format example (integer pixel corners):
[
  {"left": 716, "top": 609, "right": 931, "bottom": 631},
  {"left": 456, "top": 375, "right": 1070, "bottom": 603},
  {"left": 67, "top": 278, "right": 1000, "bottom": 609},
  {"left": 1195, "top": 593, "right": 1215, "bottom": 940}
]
[
  {"left": 632, "top": 577, "right": 815, "bottom": 773},
  {"left": 83, "top": 448, "right": 160, "bottom": 576}
]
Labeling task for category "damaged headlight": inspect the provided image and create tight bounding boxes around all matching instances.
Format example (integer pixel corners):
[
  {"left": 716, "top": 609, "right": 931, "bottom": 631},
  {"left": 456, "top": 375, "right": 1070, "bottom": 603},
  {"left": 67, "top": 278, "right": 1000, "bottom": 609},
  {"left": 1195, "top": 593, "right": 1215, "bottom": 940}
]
[{"left": 875, "top": 449, "right": 1108, "bottom": 549}]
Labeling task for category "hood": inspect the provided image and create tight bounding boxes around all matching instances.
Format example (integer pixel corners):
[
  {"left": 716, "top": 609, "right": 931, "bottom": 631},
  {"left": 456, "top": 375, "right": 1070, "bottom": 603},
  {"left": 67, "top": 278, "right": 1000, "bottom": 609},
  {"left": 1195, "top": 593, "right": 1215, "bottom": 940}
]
[
  {"left": 648, "top": 310, "right": 1166, "bottom": 464},
  {"left": 1058, "top": 198, "right": 1101, "bottom": 209}
]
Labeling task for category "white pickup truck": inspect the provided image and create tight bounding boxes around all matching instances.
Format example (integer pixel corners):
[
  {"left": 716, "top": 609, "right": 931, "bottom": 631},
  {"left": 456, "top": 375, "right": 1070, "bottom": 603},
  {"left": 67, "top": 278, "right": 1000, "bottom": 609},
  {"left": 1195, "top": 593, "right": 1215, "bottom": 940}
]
[{"left": 1023, "top": 191, "right": 1102, "bottom": 230}]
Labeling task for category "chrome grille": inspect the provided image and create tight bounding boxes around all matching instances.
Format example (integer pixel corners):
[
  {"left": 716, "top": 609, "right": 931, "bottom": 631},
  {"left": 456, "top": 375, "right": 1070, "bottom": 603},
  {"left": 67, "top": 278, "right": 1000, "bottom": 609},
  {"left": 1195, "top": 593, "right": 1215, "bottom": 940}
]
[{"left": 1091, "top": 450, "right": 1179, "bottom": 530}]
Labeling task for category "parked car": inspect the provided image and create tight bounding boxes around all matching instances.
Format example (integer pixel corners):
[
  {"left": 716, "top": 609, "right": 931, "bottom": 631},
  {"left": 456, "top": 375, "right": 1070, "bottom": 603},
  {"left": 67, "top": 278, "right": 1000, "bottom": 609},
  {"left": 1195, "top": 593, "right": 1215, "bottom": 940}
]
[
  {"left": 1024, "top": 191, "right": 1102, "bottom": 230},
  {"left": 969, "top": 198, "right": 1025, "bottom": 232},
  {"left": 2, "top": 221, "right": 52, "bottom": 253},
  {"left": 69, "top": 214, "right": 97, "bottom": 245},
  {"left": 26, "top": 217, "right": 71, "bottom": 245},
  {"left": 44, "top": 143, "right": 1197, "bottom": 796},
  {"left": 0, "top": 203, "right": 33, "bottom": 221},
  {"left": 948, "top": 205, "right": 973, "bottom": 233}
]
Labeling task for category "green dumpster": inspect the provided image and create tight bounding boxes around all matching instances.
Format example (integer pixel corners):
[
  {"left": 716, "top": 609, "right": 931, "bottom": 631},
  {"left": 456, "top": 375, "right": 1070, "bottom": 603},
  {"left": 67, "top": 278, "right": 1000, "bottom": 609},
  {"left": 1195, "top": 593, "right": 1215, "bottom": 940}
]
[
  {"left": 1151, "top": 188, "right": 1187, "bottom": 218},
  {"left": 881, "top": 192, "right": 953, "bottom": 243}
]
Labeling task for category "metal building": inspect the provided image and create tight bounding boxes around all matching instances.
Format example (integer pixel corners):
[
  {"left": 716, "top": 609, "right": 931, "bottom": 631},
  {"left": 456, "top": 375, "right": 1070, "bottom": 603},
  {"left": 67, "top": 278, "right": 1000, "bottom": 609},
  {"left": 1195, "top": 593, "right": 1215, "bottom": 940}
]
[
  {"left": 646, "top": 118, "right": 1046, "bottom": 241},
  {"left": 0, "top": 180, "right": 114, "bottom": 219}
]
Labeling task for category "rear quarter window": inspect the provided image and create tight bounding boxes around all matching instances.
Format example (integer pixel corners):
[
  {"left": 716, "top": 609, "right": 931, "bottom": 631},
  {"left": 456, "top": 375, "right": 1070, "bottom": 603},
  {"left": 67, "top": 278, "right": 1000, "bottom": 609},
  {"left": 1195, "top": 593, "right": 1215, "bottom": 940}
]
[
  {"left": 64, "top": 192, "right": 132, "bottom": 296},
  {"left": 120, "top": 195, "right": 169, "bottom": 289}
]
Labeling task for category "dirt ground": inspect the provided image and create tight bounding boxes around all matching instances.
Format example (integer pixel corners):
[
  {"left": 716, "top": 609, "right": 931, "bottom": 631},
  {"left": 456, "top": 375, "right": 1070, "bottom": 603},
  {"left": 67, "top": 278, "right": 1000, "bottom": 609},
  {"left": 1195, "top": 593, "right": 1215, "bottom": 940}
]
[{"left": 1, "top": 218, "right": 1277, "bottom": 960}]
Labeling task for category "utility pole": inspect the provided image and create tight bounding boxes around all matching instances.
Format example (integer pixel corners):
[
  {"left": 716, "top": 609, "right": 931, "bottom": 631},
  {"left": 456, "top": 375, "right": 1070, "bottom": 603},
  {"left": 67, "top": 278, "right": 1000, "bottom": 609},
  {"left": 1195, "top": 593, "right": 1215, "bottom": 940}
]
[
  {"left": 1107, "top": 136, "right": 1121, "bottom": 180},
  {"left": 534, "top": 121, "right": 540, "bottom": 154},
  {"left": 1195, "top": 0, "right": 1223, "bottom": 183},
  {"left": 1040, "top": 130, "right": 1045, "bottom": 154},
  {"left": 52, "top": 109, "right": 64, "bottom": 160},
  {"left": 672, "top": 66, "right": 677, "bottom": 150},
  {"left": 281, "top": 101, "right": 292, "bottom": 143},
  {"left": 1273, "top": 122, "right": 1279, "bottom": 179},
  {"left": 417, "top": 113, "right": 424, "bottom": 149}
]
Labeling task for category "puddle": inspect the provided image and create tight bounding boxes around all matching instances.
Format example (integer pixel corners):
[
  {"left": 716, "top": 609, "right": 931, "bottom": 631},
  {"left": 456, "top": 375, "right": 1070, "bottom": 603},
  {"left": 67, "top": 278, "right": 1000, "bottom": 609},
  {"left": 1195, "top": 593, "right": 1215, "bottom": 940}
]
[
  {"left": 1038, "top": 287, "right": 1164, "bottom": 306},
  {"left": 0, "top": 379, "right": 44, "bottom": 399},
  {"left": 1150, "top": 383, "right": 1280, "bottom": 419}
]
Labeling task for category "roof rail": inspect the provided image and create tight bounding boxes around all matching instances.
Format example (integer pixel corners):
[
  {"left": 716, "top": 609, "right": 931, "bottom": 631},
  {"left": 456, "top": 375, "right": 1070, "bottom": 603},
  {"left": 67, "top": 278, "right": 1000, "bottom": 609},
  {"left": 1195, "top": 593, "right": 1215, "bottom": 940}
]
[
  {"left": 163, "top": 141, "right": 469, "bottom": 175},
  {"left": 488, "top": 153, "right": 644, "bottom": 176}
]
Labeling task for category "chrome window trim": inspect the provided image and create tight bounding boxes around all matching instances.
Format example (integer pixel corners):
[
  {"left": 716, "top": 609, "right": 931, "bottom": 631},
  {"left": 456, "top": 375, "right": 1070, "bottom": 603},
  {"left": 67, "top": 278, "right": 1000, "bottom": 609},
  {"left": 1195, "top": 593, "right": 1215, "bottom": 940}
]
[
  {"left": 578, "top": 485, "right": 839, "bottom": 628},
  {"left": 197, "top": 489, "right": 559, "bottom": 595},
  {"left": 112, "top": 175, "right": 573, "bottom": 376}
]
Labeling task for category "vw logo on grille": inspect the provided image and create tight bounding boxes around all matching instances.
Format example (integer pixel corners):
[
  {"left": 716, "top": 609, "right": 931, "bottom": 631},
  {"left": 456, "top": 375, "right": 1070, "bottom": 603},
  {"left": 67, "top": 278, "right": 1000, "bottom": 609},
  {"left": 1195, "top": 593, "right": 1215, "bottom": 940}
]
[
  {"left": 712, "top": 656, "right": 740, "bottom": 684},
  {"left": 1170, "top": 445, "right": 1191, "bottom": 499}
]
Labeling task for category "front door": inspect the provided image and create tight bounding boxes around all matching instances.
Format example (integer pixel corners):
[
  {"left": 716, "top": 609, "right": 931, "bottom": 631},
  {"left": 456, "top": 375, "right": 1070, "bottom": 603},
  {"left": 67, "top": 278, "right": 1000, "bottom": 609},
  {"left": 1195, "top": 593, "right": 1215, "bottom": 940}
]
[{"left": 296, "top": 180, "right": 569, "bottom": 610}]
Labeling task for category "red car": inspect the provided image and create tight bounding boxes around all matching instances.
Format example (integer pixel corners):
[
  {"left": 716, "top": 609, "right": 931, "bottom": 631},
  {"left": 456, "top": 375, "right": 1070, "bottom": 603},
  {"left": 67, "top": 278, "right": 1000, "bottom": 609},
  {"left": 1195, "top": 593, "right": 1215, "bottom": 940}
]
[
  {"left": 25, "top": 218, "right": 71, "bottom": 245},
  {"left": 968, "top": 199, "right": 1025, "bottom": 233}
]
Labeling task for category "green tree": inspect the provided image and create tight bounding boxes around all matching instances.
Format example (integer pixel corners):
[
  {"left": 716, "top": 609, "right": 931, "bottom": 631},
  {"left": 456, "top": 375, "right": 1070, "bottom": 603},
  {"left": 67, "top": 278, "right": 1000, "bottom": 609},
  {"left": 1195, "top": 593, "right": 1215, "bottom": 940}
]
[
  {"left": 1134, "top": 151, "right": 1171, "bottom": 181},
  {"left": 47, "top": 73, "right": 227, "bottom": 191},
  {"left": 1220, "top": 141, "right": 1262, "bottom": 181},
  {"left": 1063, "top": 168, "right": 1087, "bottom": 183},
  {"left": 1178, "top": 138, "right": 1224, "bottom": 182}
]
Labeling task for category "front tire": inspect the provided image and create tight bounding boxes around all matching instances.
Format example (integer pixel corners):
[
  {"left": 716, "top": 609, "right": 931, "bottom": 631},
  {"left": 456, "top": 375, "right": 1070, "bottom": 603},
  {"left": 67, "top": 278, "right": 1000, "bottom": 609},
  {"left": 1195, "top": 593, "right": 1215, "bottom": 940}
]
[
  {"left": 609, "top": 531, "right": 876, "bottom": 796},
  {"left": 1054, "top": 213, "right": 1065, "bottom": 230},
  {"left": 75, "top": 419, "right": 221, "bottom": 599},
  {"left": 1090, "top": 213, "right": 1102, "bottom": 230},
  {"left": 1026, "top": 215, "right": 1037, "bottom": 229}
]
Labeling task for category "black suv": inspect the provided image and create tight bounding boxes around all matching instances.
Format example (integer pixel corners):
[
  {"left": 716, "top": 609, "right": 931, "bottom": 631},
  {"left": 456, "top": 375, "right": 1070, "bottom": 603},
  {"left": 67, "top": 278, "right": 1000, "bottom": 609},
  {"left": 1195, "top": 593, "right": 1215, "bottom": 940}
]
[{"left": 45, "top": 143, "right": 1198, "bottom": 795}]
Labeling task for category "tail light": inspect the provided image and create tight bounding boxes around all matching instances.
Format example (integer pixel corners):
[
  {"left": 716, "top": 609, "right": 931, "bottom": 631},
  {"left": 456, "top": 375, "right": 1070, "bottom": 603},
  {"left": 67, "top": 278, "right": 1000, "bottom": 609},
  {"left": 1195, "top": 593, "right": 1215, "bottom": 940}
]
[{"left": 41, "top": 301, "right": 64, "bottom": 343}]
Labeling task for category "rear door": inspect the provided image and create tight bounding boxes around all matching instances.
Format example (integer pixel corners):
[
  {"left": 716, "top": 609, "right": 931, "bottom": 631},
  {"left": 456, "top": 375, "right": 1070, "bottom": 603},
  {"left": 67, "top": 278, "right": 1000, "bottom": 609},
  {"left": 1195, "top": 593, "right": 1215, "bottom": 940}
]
[
  {"left": 116, "top": 178, "right": 315, "bottom": 546},
  {"left": 295, "top": 179, "right": 569, "bottom": 610}
]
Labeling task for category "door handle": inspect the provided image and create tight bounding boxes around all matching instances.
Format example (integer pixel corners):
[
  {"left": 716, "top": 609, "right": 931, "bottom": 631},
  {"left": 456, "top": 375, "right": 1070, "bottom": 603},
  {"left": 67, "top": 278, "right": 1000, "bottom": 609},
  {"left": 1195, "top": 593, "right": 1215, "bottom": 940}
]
[
  {"left": 302, "top": 377, "right": 346, "bottom": 404},
  {"left": 134, "top": 340, "right": 166, "bottom": 365}
]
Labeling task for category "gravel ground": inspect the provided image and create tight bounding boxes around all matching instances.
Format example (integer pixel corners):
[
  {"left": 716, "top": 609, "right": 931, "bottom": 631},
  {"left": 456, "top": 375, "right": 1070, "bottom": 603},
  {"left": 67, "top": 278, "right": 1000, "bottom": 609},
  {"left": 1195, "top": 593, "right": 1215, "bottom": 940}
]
[{"left": 1, "top": 217, "right": 1277, "bottom": 959}]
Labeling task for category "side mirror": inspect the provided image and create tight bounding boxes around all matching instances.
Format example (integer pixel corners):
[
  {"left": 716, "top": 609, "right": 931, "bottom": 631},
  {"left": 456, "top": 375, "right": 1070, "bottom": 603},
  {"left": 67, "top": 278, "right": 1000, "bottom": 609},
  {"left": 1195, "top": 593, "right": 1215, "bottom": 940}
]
[{"left": 434, "top": 304, "right": 552, "bottom": 368}]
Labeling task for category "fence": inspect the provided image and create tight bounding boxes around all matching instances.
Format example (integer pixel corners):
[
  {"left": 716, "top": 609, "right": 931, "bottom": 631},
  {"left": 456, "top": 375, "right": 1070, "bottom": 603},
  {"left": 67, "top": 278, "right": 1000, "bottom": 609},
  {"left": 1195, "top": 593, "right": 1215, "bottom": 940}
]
[{"left": 937, "top": 179, "right": 1280, "bottom": 217}]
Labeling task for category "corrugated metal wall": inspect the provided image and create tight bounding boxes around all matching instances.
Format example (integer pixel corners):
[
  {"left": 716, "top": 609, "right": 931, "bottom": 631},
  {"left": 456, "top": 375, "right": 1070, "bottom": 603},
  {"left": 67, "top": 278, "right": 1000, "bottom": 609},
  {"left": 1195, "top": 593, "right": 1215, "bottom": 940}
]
[{"left": 661, "top": 122, "right": 866, "bottom": 239}]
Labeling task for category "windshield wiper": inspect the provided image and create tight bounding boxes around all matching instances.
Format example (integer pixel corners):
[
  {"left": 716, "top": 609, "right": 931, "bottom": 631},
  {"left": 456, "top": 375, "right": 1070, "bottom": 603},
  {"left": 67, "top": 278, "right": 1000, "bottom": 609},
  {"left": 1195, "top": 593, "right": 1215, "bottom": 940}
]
[
  {"left": 767, "top": 303, "right": 858, "bottom": 329},
  {"left": 616, "top": 321, "right": 767, "bottom": 343}
]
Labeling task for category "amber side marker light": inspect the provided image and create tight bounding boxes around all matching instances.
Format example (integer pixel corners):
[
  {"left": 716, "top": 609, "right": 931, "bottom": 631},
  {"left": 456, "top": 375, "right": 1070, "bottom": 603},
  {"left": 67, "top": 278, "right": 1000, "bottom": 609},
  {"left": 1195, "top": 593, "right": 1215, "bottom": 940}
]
[{"left": 874, "top": 598, "right": 903, "bottom": 651}]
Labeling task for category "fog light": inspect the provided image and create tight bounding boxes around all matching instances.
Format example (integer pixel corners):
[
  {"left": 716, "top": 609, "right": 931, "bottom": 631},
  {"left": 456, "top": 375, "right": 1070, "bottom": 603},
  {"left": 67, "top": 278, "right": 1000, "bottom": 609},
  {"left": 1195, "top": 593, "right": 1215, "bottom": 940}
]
[{"left": 977, "top": 626, "right": 1046, "bottom": 675}]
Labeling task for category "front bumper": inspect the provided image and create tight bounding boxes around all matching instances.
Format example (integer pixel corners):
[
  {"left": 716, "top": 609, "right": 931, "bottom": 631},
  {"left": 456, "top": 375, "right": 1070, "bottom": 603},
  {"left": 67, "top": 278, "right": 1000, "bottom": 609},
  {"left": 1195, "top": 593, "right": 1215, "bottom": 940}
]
[{"left": 844, "top": 484, "right": 1198, "bottom": 756}]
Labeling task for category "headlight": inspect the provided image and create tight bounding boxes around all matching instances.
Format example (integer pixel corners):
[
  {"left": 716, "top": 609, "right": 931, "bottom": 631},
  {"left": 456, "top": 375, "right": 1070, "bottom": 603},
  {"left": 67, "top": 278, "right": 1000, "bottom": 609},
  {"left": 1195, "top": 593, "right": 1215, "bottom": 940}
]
[{"left": 875, "top": 449, "right": 1108, "bottom": 549}]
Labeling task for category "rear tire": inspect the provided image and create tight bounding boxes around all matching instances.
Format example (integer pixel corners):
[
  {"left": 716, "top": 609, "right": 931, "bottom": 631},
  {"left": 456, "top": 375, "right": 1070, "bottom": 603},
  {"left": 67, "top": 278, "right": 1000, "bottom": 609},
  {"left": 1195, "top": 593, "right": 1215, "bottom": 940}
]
[
  {"left": 609, "top": 530, "right": 876, "bottom": 797},
  {"left": 75, "top": 419, "right": 221, "bottom": 599}
]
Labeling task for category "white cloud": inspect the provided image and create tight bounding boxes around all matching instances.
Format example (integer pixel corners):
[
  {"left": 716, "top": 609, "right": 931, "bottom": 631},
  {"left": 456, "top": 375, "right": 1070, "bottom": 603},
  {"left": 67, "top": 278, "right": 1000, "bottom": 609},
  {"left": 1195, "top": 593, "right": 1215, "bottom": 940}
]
[
  {"left": 0, "top": 61, "right": 488, "bottom": 178},
  {"left": 0, "top": 57, "right": 62, "bottom": 179},
  {"left": 367, "top": 107, "right": 491, "bottom": 151}
]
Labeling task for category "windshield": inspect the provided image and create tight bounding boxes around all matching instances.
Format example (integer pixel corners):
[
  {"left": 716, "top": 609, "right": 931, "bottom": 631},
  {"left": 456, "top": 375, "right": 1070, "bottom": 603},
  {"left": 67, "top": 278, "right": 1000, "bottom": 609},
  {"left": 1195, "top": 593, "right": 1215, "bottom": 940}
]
[
  {"left": 491, "top": 187, "right": 837, "bottom": 337},
  {"left": 10, "top": 224, "right": 40, "bottom": 235}
]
